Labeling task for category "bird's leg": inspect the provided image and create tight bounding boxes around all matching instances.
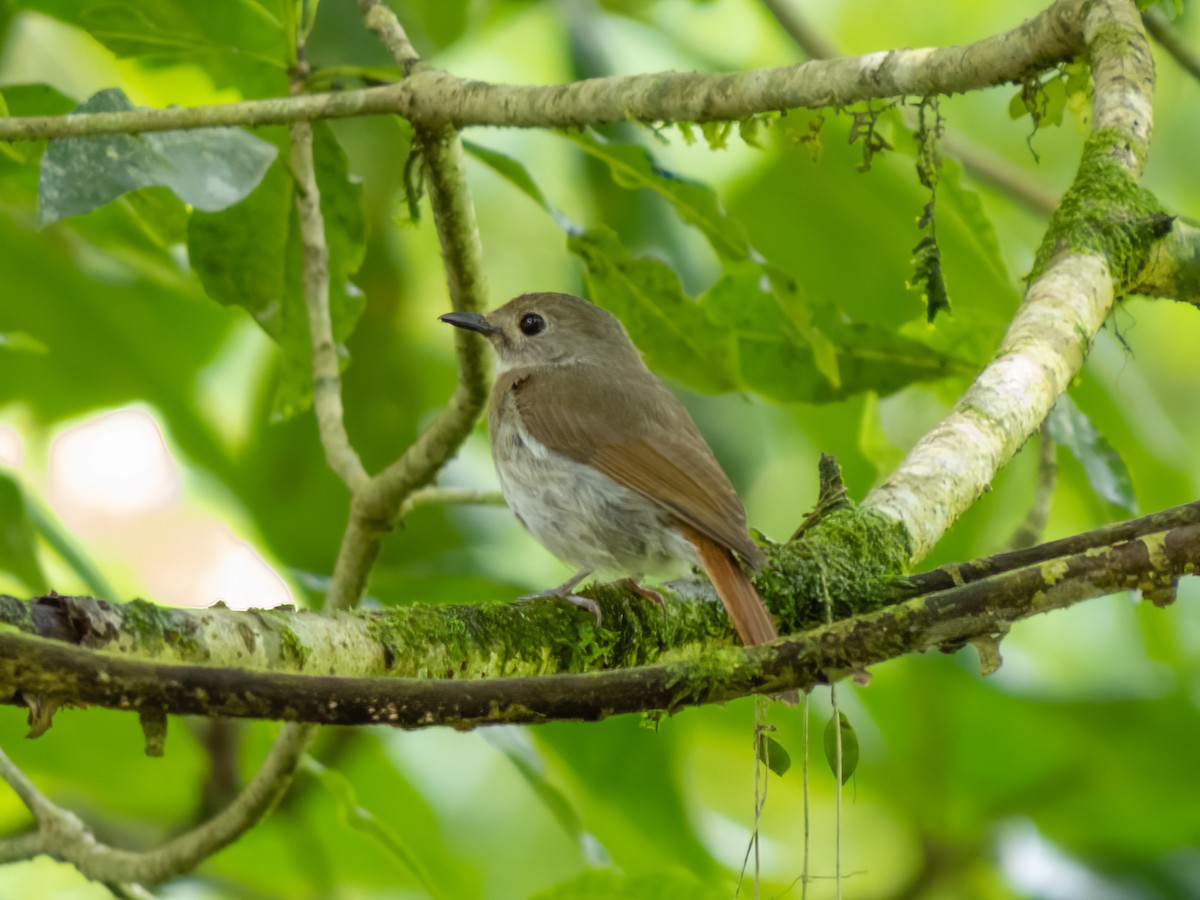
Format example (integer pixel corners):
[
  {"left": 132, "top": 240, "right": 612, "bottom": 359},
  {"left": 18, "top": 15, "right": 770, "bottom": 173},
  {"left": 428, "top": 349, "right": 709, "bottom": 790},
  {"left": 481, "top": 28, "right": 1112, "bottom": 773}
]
[
  {"left": 517, "top": 569, "right": 602, "bottom": 623},
  {"left": 617, "top": 577, "right": 666, "bottom": 611}
]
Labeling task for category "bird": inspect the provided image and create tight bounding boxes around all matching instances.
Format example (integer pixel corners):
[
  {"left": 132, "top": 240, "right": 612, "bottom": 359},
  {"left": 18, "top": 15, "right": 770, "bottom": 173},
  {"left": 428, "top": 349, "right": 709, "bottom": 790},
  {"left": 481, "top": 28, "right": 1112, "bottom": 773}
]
[{"left": 439, "top": 292, "right": 782, "bottom": 652}]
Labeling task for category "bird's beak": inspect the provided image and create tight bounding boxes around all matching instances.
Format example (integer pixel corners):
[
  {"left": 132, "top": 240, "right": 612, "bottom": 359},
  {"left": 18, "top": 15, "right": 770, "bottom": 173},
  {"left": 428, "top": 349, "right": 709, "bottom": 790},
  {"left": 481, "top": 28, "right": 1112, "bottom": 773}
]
[{"left": 438, "top": 311, "right": 497, "bottom": 335}]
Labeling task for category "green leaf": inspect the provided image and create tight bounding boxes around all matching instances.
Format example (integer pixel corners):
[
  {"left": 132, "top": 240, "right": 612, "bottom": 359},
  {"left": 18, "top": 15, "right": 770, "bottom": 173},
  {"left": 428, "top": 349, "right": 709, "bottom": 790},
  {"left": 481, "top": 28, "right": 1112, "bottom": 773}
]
[
  {"left": 483, "top": 729, "right": 601, "bottom": 860},
  {"left": 823, "top": 710, "right": 859, "bottom": 785},
  {"left": 0, "top": 84, "right": 78, "bottom": 199},
  {"left": 938, "top": 157, "right": 1010, "bottom": 283},
  {"left": 706, "top": 270, "right": 967, "bottom": 402},
  {"left": 531, "top": 870, "right": 727, "bottom": 900},
  {"left": 756, "top": 733, "right": 792, "bottom": 777},
  {"left": 1045, "top": 395, "right": 1137, "bottom": 513},
  {"left": 39, "top": 88, "right": 277, "bottom": 226},
  {"left": 0, "top": 471, "right": 48, "bottom": 592},
  {"left": 561, "top": 130, "right": 751, "bottom": 261},
  {"left": 548, "top": 133, "right": 843, "bottom": 390},
  {"left": 0, "top": 332, "right": 48, "bottom": 353},
  {"left": 568, "top": 226, "right": 737, "bottom": 393},
  {"left": 300, "top": 756, "right": 445, "bottom": 899},
  {"left": 188, "top": 122, "right": 366, "bottom": 420},
  {"left": 463, "top": 139, "right": 577, "bottom": 231},
  {"left": 16, "top": 0, "right": 289, "bottom": 96}
]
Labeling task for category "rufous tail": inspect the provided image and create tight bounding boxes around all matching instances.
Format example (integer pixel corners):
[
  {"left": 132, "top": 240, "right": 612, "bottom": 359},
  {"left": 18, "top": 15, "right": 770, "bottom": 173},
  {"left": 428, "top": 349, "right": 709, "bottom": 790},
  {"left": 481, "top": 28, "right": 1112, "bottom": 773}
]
[
  {"left": 686, "top": 530, "right": 799, "bottom": 705},
  {"left": 688, "top": 530, "right": 778, "bottom": 646}
]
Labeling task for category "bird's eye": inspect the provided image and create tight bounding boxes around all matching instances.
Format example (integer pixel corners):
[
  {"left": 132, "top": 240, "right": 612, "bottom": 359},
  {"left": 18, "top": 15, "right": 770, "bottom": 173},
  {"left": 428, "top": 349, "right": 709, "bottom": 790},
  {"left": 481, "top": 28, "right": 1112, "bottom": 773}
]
[{"left": 519, "top": 313, "right": 546, "bottom": 336}]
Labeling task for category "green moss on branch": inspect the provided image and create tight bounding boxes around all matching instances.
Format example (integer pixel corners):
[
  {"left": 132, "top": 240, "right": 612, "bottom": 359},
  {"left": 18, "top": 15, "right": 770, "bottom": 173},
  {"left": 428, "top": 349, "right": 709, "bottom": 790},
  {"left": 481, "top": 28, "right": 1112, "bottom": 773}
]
[{"left": 1031, "top": 129, "right": 1171, "bottom": 285}]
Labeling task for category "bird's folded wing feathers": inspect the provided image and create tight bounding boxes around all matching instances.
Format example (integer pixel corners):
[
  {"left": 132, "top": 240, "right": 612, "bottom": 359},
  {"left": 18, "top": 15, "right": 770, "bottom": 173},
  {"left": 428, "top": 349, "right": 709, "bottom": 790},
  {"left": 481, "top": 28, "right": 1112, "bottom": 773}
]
[{"left": 510, "top": 363, "right": 765, "bottom": 568}]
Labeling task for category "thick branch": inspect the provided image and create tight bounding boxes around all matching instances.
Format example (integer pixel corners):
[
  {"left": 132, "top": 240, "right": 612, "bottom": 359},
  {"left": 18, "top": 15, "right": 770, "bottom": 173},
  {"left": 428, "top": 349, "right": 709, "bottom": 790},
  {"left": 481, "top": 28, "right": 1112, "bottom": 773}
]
[
  {"left": 863, "top": 0, "right": 1157, "bottom": 561},
  {"left": 0, "top": 516, "right": 1194, "bottom": 729},
  {"left": 0, "top": 0, "right": 1084, "bottom": 142},
  {"left": 0, "top": 504, "right": 1195, "bottom": 729},
  {"left": 1132, "top": 218, "right": 1200, "bottom": 305}
]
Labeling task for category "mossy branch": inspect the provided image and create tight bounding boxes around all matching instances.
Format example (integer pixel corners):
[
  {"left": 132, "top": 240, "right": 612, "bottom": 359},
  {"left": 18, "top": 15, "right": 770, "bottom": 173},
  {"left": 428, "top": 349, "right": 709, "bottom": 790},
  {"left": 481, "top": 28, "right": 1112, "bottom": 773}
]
[
  {"left": 1133, "top": 218, "right": 1200, "bottom": 306},
  {"left": 863, "top": 0, "right": 1158, "bottom": 562},
  {"left": 1, "top": 500, "right": 1197, "bottom": 730}
]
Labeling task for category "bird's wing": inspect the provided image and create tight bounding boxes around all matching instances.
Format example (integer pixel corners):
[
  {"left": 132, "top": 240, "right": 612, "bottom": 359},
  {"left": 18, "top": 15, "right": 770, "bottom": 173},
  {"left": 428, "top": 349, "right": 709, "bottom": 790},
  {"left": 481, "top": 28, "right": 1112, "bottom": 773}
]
[{"left": 507, "top": 363, "right": 764, "bottom": 568}]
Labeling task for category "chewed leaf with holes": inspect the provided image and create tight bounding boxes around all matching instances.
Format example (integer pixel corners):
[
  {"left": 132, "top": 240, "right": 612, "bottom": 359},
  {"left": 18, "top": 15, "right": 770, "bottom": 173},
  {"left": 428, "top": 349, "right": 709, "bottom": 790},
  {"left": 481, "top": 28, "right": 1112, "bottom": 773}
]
[{"left": 38, "top": 88, "right": 277, "bottom": 227}]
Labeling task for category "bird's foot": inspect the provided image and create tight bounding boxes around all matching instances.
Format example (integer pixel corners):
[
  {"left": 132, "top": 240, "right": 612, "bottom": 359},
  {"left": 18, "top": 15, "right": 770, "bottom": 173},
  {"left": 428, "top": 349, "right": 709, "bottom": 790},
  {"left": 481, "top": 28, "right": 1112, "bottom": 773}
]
[
  {"left": 516, "top": 570, "right": 602, "bottom": 625},
  {"left": 617, "top": 577, "right": 666, "bottom": 611}
]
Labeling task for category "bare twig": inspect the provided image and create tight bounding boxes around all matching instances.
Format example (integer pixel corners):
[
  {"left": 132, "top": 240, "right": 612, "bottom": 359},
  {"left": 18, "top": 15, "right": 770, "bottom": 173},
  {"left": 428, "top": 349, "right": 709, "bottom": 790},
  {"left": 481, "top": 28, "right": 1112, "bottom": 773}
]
[
  {"left": 1144, "top": 7, "right": 1200, "bottom": 84},
  {"left": 290, "top": 65, "right": 369, "bottom": 493},
  {"left": 356, "top": 0, "right": 421, "bottom": 70},
  {"left": 398, "top": 486, "right": 505, "bottom": 521},
  {"left": 1008, "top": 431, "right": 1058, "bottom": 550},
  {"left": 0, "top": 0, "right": 1086, "bottom": 142},
  {"left": 312, "top": 1, "right": 491, "bottom": 615}
]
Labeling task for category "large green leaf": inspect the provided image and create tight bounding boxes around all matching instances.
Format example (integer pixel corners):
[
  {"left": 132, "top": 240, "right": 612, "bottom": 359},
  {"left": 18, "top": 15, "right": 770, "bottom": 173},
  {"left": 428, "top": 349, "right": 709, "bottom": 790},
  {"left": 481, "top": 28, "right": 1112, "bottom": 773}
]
[
  {"left": 39, "top": 88, "right": 277, "bottom": 226},
  {"left": 463, "top": 139, "right": 577, "bottom": 230},
  {"left": 299, "top": 755, "right": 445, "bottom": 899},
  {"left": 568, "top": 226, "right": 737, "bottom": 393},
  {"left": 705, "top": 269, "right": 970, "bottom": 402},
  {"left": 188, "top": 122, "right": 366, "bottom": 420},
  {"left": 15, "top": 0, "right": 290, "bottom": 97},
  {"left": 563, "top": 130, "right": 751, "bottom": 260}
]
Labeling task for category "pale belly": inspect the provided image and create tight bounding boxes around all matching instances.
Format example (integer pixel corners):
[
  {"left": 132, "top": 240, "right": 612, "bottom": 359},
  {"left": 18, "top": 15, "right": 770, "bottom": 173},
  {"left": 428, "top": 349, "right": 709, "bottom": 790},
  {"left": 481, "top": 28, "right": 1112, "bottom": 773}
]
[{"left": 491, "top": 418, "right": 698, "bottom": 577}]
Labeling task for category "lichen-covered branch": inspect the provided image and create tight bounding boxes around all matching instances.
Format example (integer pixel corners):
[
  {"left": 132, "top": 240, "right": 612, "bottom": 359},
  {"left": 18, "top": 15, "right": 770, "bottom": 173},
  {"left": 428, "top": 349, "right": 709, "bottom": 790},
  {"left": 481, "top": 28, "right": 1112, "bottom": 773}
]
[
  {"left": 356, "top": 0, "right": 421, "bottom": 70},
  {"left": 1133, "top": 218, "right": 1200, "bottom": 306},
  {"left": 0, "top": 510, "right": 1195, "bottom": 729},
  {"left": 0, "top": 0, "right": 1084, "bottom": 143},
  {"left": 864, "top": 0, "right": 1158, "bottom": 561}
]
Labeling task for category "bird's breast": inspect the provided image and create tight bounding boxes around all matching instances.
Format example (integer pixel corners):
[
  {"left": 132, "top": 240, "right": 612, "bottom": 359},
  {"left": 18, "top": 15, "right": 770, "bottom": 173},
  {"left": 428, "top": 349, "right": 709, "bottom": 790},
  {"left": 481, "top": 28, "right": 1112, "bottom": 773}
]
[{"left": 488, "top": 393, "right": 696, "bottom": 576}]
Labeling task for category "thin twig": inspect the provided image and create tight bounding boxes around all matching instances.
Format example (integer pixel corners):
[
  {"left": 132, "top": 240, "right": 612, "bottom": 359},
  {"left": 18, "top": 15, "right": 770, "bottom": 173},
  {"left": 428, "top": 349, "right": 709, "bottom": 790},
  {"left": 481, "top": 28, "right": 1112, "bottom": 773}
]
[
  {"left": 356, "top": 0, "right": 421, "bottom": 70},
  {"left": 318, "top": 0, "right": 491, "bottom": 615},
  {"left": 0, "top": 746, "right": 57, "bottom": 821},
  {"left": 290, "top": 53, "right": 369, "bottom": 493},
  {"left": 801, "top": 691, "right": 810, "bottom": 900},
  {"left": 821, "top": 574, "right": 842, "bottom": 900},
  {"left": 1144, "top": 7, "right": 1200, "bottom": 84},
  {"left": 1008, "top": 430, "right": 1058, "bottom": 550},
  {"left": 0, "top": 0, "right": 1087, "bottom": 142},
  {"left": 397, "top": 486, "right": 505, "bottom": 522}
]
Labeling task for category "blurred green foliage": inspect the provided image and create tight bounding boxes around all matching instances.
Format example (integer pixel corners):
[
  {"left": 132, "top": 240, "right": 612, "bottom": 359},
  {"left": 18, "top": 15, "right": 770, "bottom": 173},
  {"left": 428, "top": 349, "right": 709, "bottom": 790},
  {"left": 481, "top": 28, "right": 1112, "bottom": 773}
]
[{"left": 0, "top": 0, "right": 1199, "bottom": 897}]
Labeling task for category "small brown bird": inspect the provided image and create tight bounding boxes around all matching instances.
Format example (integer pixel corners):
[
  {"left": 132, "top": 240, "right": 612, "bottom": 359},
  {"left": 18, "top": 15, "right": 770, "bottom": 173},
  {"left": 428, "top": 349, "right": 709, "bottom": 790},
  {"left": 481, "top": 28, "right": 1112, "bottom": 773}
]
[{"left": 440, "top": 292, "right": 781, "bottom": 649}]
